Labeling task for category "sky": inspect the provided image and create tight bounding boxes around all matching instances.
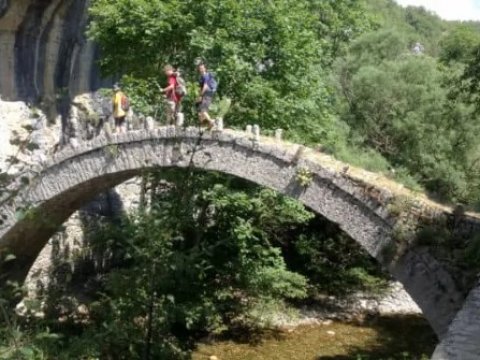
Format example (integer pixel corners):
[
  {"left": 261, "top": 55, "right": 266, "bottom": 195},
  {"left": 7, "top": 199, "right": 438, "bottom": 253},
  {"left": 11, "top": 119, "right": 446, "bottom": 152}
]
[{"left": 394, "top": 0, "right": 480, "bottom": 21}]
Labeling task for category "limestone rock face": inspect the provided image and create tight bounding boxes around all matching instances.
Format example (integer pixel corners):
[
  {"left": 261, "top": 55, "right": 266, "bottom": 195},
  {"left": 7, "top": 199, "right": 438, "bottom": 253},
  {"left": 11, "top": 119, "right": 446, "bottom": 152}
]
[
  {"left": 0, "top": 0, "right": 102, "bottom": 102},
  {"left": 0, "top": 0, "right": 146, "bottom": 323},
  {"left": 0, "top": 99, "right": 60, "bottom": 175},
  {"left": 0, "top": 101, "right": 33, "bottom": 171}
]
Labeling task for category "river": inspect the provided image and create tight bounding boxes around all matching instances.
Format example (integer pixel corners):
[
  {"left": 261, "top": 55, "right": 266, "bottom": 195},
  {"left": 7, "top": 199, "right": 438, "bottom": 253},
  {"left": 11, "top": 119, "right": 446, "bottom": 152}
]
[{"left": 193, "top": 315, "right": 436, "bottom": 360}]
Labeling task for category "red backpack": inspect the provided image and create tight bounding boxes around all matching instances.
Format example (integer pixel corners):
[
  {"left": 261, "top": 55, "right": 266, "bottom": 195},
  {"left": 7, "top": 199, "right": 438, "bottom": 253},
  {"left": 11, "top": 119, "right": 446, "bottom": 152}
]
[{"left": 121, "top": 93, "right": 130, "bottom": 112}]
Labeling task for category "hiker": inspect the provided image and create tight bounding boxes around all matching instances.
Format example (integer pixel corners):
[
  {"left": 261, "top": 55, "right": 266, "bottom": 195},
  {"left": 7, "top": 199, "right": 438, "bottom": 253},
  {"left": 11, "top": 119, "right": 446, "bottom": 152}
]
[
  {"left": 160, "top": 65, "right": 183, "bottom": 125},
  {"left": 412, "top": 42, "right": 424, "bottom": 55},
  {"left": 112, "top": 83, "right": 129, "bottom": 133},
  {"left": 196, "top": 63, "right": 217, "bottom": 129}
]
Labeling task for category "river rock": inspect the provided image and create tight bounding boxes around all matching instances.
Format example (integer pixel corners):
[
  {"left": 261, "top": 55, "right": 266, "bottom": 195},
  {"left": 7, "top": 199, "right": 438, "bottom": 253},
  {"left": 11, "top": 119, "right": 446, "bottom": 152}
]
[
  {"left": 267, "top": 282, "right": 422, "bottom": 330},
  {"left": 377, "top": 282, "right": 422, "bottom": 315}
]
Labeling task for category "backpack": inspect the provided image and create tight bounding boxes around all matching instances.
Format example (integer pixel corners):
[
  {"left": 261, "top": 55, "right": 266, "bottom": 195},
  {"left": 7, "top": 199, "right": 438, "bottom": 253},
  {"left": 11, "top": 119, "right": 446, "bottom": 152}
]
[
  {"left": 121, "top": 93, "right": 130, "bottom": 112},
  {"left": 206, "top": 73, "right": 217, "bottom": 92},
  {"left": 175, "top": 73, "right": 188, "bottom": 96}
]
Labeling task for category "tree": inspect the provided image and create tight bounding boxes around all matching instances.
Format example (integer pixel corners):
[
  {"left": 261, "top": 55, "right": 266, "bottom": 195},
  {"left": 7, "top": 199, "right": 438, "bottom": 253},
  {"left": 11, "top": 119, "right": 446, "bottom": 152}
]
[
  {"left": 79, "top": 171, "right": 310, "bottom": 359},
  {"left": 88, "top": 0, "right": 366, "bottom": 143},
  {"left": 308, "top": 0, "right": 372, "bottom": 63},
  {"left": 335, "top": 28, "right": 480, "bottom": 203},
  {"left": 439, "top": 25, "right": 480, "bottom": 65},
  {"left": 404, "top": 5, "right": 445, "bottom": 55},
  {"left": 459, "top": 42, "right": 480, "bottom": 109}
]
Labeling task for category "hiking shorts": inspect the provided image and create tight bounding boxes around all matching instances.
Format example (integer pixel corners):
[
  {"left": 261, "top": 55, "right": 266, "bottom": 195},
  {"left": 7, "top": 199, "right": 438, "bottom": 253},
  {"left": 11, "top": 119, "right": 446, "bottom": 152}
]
[
  {"left": 196, "top": 95, "right": 213, "bottom": 113},
  {"left": 166, "top": 100, "right": 182, "bottom": 114},
  {"left": 114, "top": 116, "right": 126, "bottom": 127}
]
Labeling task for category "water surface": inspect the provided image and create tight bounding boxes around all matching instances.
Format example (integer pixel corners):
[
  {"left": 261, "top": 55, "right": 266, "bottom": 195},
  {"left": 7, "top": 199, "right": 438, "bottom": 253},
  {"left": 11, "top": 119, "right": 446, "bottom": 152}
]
[{"left": 193, "top": 316, "right": 436, "bottom": 360}]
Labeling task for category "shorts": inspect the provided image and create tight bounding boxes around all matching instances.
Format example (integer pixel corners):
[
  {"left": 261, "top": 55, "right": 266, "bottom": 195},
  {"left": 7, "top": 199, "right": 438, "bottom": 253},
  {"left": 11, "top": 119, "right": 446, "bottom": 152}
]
[
  {"left": 114, "top": 116, "right": 126, "bottom": 127},
  {"left": 166, "top": 100, "right": 181, "bottom": 114},
  {"left": 196, "top": 95, "right": 213, "bottom": 113}
]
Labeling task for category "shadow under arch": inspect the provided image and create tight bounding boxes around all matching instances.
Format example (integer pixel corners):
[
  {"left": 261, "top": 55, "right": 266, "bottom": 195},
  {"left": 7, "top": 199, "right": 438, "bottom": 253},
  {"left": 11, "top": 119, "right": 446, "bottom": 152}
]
[{"left": 0, "top": 128, "right": 469, "bottom": 341}]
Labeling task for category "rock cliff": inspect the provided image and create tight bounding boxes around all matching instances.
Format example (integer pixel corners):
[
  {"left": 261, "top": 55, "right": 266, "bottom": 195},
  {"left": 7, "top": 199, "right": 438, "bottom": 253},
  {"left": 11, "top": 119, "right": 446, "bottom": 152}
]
[
  {"left": 0, "top": 0, "right": 103, "bottom": 104},
  {"left": 0, "top": 0, "right": 127, "bottom": 298}
]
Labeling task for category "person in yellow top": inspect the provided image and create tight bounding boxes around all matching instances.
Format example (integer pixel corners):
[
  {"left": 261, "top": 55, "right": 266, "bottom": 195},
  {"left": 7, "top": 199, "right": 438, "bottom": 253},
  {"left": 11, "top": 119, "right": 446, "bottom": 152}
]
[{"left": 112, "top": 83, "right": 127, "bottom": 133}]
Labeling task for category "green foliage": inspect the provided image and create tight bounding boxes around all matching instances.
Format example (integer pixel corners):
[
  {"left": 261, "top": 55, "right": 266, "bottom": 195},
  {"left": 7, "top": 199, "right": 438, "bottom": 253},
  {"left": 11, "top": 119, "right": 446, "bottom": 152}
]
[
  {"left": 0, "top": 169, "right": 394, "bottom": 358},
  {"left": 88, "top": 0, "right": 361, "bottom": 142},
  {"left": 439, "top": 25, "right": 480, "bottom": 64},
  {"left": 330, "top": 142, "right": 392, "bottom": 174},
  {"left": 118, "top": 77, "right": 166, "bottom": 119},
  {"left": 335, "top": 28, "right": 480, "bottom": 203},
  {"left": 346, "top": 28, "right": 409, "bottom": 67},
  {"left": 331, "top": 0, "right": 480, "bottom": 205},
  {"left": 295, "top": 167, "right": 313, "bottom": 187},
  {"left": 88, "top": 0, "right": 480, "bottom": 205},
  {"left": 458, "top": 36, "right": 480, "bottom": 112},
  {"left": 308, "top": 0, "right": 373, "bottom": 62},
  {"left": 57, "top": 172, "right": 310, "bottom": 359},
  {"left": 365, "top": 0, "right": 447, "bottom": 56},
  {"left": 387, "top": 196, "right": 416, "bottom": 218},
  {"left": 403, "top": 6, "right": 446, "bottom": 55},
  {"left": 286, "top": 217, "right": 389, "bottom": 296}
]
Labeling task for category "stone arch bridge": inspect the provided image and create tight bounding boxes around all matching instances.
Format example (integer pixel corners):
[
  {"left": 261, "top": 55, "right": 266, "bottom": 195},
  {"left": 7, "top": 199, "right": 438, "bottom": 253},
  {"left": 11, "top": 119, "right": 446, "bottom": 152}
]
[{"left": 0, "top": 127, "right": 479, "bottom": 359}]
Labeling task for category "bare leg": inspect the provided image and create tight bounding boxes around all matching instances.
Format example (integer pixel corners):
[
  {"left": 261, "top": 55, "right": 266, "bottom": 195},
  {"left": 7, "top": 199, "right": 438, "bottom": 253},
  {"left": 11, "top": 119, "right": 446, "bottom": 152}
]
[
  {"left": 166, "top": 101, "right": 176, "bottom": 125},
  {"left": 199, "top": 111, "right": 214, "bottom": 128},
  {"left": 115, "top": 117, "right": 127, "bottom": 133}
]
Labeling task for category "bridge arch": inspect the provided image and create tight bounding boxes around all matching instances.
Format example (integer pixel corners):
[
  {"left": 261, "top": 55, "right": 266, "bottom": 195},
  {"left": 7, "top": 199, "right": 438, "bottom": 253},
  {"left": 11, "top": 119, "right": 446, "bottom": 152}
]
[{"left": 0, "top": 127, "right": 469, "bottom": 342}]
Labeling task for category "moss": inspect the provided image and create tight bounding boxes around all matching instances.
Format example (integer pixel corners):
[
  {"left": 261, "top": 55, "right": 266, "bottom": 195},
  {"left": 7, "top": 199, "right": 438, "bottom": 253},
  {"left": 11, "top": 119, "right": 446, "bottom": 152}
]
[
  {"left": 295, "top": 167, "right": 313, "bottom": 187},
  {"left": 392, "top": 223, "right": 412, "bottom": 243},
  {"left": 104, "top": 144, "right": 120, "bottom": 158},
  {"left": 387, "top": 196, "right": 415, "bottom": 218}
]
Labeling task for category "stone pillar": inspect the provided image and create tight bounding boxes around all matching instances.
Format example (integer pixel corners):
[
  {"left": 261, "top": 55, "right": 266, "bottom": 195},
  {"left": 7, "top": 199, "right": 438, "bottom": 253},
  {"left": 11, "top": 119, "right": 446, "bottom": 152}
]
[
  {"left": 145, "top": 116, "right": 154, "bottom": 130},
  {"left": 176, "top": 112, "right": 184, "bottom": 127},
  {"left": 216, "top": 117, "right": 223, "bottom": 131},
  {"left": 275, "top": 128, "right": 283, "bottom": 141},
  {"left": 253, "top": 124, "right": 260, "bottom": 141}
]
